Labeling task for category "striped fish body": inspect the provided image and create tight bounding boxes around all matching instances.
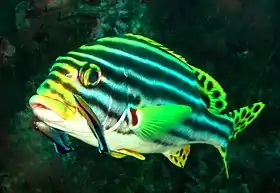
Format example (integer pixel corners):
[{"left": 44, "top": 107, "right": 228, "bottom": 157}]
[{"left": 29, "top": 34, "right": 265, "bottom": 172}]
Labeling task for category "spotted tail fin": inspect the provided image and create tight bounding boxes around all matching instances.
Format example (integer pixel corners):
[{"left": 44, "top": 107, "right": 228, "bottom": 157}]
[
  {"left": 215, "top": 102, "right": 265, "bottom": 179},
  {"left": 227, "top": 102, "right": 265, "bottom": 140}
]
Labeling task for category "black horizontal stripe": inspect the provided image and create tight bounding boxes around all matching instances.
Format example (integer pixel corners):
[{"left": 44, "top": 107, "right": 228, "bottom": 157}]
[
  {"left": 47, "top": 73, "right": 76, "bottom": 94},
  {"left": 101, "top": 82, "right": 128, "bottom": 104},
  {"left": 114, "top": 128, "right": 175, "bottom": 146},
  {"left": 50, "top": 66, "right": 72, "bottom": 79},
  {"left": 98, "top": 35, "right": 194, "bottom": 78},
  {"left": 78, "top": 92, "right": 118, "bottom": 119},
  {"left": 168, "top": 129, "right": 194, "bottom": 141},
  {"left": 75, "top": 47, "right": 201, "bottom": 106},
  {"left": 49, "top": 68, "right": 127, "bottom": 123},
  {"left": 46, "top": 73, "right": 114, "bottom": 119},
  {"left": 66, "top": 52, "right": 126, "bottom": 84},
  {"left": 183, "top": 117, "right": 229, "bottom": 140},
  {"left": 54, "top": 57, "right": 82, "bottom": 69},
  {"left": 152, "top": 139, "right": 175, "bottom": 146},
  {"left": 61, "top": 52, "right": 130, "bottom": 107},
  {"left": 77, "top": 42, "right": 197, "bottom": 90},
  {"left": 41, "top": 82, "right": 66, "bottom": 102},
  {"left": 53, "top": 56, "right": 128, "bottom": 119},
  {"left": 213, "top": 113, "right": 234, "bottom": 131},
  {"left": 168, "top": 105, "right": 207, "bottom": 141}
]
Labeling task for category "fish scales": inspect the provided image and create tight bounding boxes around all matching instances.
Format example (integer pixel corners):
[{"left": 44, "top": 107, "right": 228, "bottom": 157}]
[
  {"left": 29, "top": 34, "right": 265, "bottom": 177},
  {"left": 40, "top": 35, "right": 232, "bottom": 147}
]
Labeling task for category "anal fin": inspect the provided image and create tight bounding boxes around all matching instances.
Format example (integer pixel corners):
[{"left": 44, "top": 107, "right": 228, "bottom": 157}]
[{"left": 163, "top": 145, "right": 191, "bottom": 168}]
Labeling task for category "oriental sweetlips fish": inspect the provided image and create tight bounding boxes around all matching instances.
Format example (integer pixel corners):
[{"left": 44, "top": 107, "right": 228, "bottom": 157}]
[{"left": 29, "top": 33, "right": 265, "bottom": 177}]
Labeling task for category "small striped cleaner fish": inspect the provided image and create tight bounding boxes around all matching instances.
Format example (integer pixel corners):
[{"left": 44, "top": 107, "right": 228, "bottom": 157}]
[{"left": 29, "top": 33, "right": 265, "bottom": 178}]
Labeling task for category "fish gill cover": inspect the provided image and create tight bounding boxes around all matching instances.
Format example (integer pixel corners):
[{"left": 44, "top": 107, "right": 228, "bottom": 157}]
[{"left": 0, "top": 0, "right": 279, "bottom": 193}]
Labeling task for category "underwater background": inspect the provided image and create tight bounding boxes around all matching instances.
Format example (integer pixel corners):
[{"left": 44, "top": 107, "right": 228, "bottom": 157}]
[{"left": 0, "top": 0, "right": 280, "bottom": 192}]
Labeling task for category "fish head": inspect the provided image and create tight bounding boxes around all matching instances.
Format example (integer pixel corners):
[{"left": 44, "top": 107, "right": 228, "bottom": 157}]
[{"left": 29, "top": 56, "right": 129, "bottom": 146}]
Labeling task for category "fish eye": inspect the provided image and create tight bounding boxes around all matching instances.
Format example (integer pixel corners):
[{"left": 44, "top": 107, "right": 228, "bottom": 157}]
[{"left": 79, "top": 63, "right": 102, "bottom": 87}]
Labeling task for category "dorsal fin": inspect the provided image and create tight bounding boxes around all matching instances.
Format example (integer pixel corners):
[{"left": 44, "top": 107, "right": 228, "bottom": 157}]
[
  {"left": 124, "top": 33, "right": 228, "bottom": 114},
  {"left": 188, "top": 64, "right": 228, "bottom": 114},
  {"left": 124, "top": 33, "right": 190, "bottom": 65}
]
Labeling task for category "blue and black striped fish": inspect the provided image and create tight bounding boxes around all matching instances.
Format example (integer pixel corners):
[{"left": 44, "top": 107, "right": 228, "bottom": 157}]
[{"left": 29, "top": 33, "right": 265, "bottom": 177}]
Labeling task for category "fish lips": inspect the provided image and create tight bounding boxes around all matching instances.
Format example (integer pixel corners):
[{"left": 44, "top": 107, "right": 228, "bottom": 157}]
[{"left": 29, "top": 95, "right": 76, "bottom": 122}]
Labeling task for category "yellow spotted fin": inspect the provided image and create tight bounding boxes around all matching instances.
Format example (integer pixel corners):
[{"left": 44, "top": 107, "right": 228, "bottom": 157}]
[
  {"left": 215, "top": 146, "right": 229, "bottom": 179},
  {"left": 124, "top": 33, "right": 227, "bottom": 114},
  {"left": 216, "top": 102, "right": 265, "bottom": 178},
  {"left": 188, "top": 64, "right": 228, "bottom": 114},
  {"left": 227, "top": 102, "right": 265, "bottom": 140},
  {"left": 110, "top": 148, "right": 146, "bottom": 160},
  {"left": 130, "top": 105, "right": 192, "bottom": 141},
  {"left": 163, "top": 145, "right": 191, "bottom": 168}
]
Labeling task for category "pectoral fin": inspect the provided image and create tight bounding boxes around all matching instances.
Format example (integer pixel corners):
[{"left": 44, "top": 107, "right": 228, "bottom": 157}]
[
  {"left": 163, "top": 145, "right": 191, "bottom": 168},
  {"left": 129, "top": 105, "right": 192, "bottom": 141},
  {"left": 110, "top": 148, "right": 146, "bottom": 160}
]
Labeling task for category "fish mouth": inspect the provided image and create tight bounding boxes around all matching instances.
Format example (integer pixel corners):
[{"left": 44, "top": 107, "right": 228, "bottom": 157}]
[{"left": 29, "top": 95, "right": 76, "bottom": 122}]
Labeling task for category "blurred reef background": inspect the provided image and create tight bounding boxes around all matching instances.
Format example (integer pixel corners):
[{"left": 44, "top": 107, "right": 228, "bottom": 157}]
[{"left": 0, "top": 0, "right": 280, "bottom": 192}]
